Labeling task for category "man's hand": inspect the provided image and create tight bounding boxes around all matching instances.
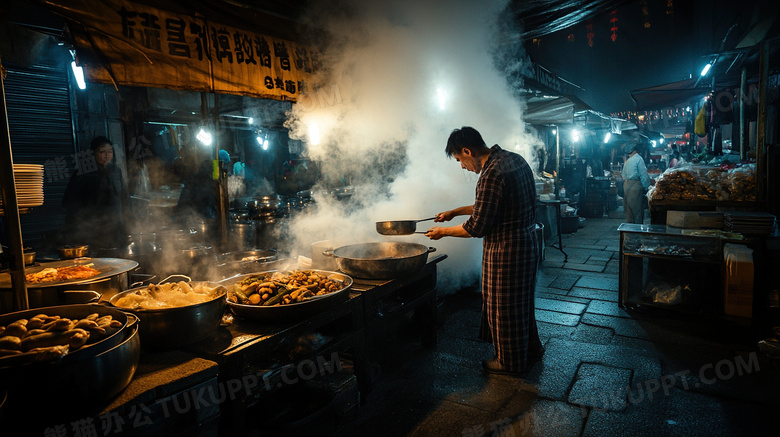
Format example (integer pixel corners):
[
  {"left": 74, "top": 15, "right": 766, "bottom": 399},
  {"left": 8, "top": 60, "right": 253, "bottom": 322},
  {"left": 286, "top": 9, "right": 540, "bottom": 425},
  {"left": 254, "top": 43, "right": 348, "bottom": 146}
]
[
  {"left": 425, "top": 226, "right": 446, "bottom": 240},
  {"left": 435, "top": 211, "right": 455, "bottom": 222}
]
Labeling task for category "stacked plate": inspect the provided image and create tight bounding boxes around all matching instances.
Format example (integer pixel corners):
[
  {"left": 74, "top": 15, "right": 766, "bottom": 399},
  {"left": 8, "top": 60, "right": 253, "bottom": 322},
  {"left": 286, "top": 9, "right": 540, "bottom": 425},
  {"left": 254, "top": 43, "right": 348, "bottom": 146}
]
[
  {"left": 723, "top": 211, "right": 776, "bottom": 237},
  {"left": 0, "top": 164, "right": 44, "bottom": 212}
]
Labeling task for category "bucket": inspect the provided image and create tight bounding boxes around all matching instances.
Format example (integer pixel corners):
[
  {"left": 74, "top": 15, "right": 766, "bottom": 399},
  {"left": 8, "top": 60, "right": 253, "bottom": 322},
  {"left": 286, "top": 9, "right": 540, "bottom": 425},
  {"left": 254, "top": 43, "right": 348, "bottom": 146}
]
[{"left": 229, "top": 221, "right": 257, "bottom": 252}]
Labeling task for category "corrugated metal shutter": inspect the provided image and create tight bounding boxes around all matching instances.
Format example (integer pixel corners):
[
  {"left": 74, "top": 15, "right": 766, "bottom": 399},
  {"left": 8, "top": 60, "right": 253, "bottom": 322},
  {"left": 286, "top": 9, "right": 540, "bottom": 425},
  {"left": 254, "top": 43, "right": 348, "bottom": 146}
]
[{"left": 4, "top": 63, "right": 75, "bottom": 250}]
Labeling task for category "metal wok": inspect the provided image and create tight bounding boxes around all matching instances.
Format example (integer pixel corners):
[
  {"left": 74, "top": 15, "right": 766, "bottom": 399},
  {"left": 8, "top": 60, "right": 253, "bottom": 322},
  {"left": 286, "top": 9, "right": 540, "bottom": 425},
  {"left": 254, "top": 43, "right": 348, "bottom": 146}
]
[
  {"left": 0, "top": 317, "right": 140, "bottom": 426},
  {"left": 326, "top": 242, "right": 436, "bottom": 279},
  {"left": 0, "top": 303, "right": 136, "bottom": 364},
  {"left": 108, "top": 281, "right": 227, "bottom": 349},
  {"left": 0, "top": 258, "right": 138, "bottom": 311},
  {"left": 218, "top": 270, "right": 353, "bottom": 322},
  {"left": 376, "top": 218, "right": 435, "bottom": 235}
]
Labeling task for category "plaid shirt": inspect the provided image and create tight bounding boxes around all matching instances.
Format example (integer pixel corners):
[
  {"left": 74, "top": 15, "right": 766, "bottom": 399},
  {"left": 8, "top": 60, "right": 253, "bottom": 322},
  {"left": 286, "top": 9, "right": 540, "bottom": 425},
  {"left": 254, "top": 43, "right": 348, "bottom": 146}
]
[{"left": 463, "top": 145, "right": 542, "bottom": 372}]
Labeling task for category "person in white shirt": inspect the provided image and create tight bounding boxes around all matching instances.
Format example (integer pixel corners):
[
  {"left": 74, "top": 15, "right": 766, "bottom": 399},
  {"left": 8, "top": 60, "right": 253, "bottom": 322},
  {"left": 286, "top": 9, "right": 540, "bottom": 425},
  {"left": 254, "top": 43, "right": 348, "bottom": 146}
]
[{"left": 622, "top": 142, "right": 654, "bottom": 224}]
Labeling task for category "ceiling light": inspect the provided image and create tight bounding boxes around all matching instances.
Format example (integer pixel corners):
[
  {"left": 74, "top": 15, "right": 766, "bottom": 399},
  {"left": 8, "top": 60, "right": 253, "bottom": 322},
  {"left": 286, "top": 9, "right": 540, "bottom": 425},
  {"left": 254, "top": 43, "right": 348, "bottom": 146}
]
[
  {"left": 70, "top": 61, "right": 86, "bottom": 90},
  {"left": 196, "top": 127, "right": 212, "bottom": 146}
]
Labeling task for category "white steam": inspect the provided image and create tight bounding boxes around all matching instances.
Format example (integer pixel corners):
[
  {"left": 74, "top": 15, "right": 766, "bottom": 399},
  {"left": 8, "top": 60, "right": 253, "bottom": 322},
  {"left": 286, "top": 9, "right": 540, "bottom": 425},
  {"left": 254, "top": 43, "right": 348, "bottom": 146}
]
[{"left": 283, "top": 0, "right": 540, "bottom": 291}]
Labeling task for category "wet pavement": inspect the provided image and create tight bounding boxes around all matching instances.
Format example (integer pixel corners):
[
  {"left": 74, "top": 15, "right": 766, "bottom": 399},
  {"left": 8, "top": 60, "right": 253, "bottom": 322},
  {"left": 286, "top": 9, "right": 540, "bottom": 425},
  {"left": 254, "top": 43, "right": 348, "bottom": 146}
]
[{"left": 333, "top": 208, "right": 780, "bottom": 437}]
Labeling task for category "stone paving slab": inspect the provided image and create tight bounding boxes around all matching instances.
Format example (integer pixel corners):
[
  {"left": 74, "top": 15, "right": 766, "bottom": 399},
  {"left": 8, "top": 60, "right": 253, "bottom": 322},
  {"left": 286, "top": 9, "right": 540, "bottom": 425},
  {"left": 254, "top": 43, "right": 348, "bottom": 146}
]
[
  {"left": 586, "top": 300, "right": 632, "bottom": 318},
  {"left": 568, "top": 363, "right": 633, "bottom": 411},
  {"left": 546, "top": 274, "right": 581, "bottom": 291},
  {"left": 574, "top": 275, "right": 619, "bottom": 291},
  {"left": 536, "top": 297, "right": 587, "bottom": 315},
  {"left": 537, "top": 293, "right": 591, "bottom": 305},
  {"left": 562, "top": 262, "right": 605, "bottom": 273},
  {"left": 536, "top": 309, "right": 581, "bottom": 326},
  {"left": 526, "top": 399, "right": 585, "bottom": 437},
  {"left": 537, "top": 338, "right": 661, "bottom": 401},
  {"left": 610, "top": 335, "right": 656, "bottom": 353},
  {"left": 569, "top": 286, "right": 619, "bottom": 302},
  {"left": 571, "top": 324, "right": 615, "bottom": 345},
  {"left": 536, "top": 285, "right": 570, "bottom": 296},
  {"left": 537, "top": 321, "right": 577, "bottom": 343},
  {"left": 582, "top": 386, "right": 775, "bottom": 437},
  {"left": 580, "top": 313, "right": 651, "bottom": 339},
  {"left": 410, "top": 400, "right": 497, "bottom": 437}
]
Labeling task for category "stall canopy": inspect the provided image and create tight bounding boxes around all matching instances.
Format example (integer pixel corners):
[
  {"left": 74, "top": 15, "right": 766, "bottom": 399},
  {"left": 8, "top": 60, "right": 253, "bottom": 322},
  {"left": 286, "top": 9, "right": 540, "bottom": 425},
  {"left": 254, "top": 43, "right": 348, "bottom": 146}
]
[
  {"left": 630, "top": 78, "right": 712, "bottom": 112},
  {"left": 28, "top": 0, "right": 316, "bottom": 102},
  {"left": 523, "top": 95, "right": 576, "bottom": 125},
  {"left": 524, "top": 94, "right": 635, "bottom": 133}
]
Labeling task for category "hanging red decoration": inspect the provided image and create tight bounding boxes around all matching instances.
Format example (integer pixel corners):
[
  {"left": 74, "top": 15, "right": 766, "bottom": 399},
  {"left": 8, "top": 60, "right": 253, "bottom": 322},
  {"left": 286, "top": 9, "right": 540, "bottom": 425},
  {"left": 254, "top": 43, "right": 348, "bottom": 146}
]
[
  {"left": 567, "top": 33, "right": 575, "bottom": 42},
  {"left": 666, "top": 0, "right": 674, "bottom": 17},
  {"left": 532, "top": 38, "right": 542, "bottom": 48},
  {"left": 641, "top": 0, "right": 650, "bottom": 28},
  {"left": 586, "top": 20, "right": 595, "bottom": 47},
  {"left": 609, "top": 10, "right": 618, "bottom": 42}
]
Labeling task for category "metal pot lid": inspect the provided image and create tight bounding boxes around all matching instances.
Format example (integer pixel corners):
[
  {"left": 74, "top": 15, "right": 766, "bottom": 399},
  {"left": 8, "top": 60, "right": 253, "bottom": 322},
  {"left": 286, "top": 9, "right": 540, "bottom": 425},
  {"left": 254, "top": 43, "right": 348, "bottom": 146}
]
[{"left": 0, "top": 258, "right": 139, "bottom": 289}]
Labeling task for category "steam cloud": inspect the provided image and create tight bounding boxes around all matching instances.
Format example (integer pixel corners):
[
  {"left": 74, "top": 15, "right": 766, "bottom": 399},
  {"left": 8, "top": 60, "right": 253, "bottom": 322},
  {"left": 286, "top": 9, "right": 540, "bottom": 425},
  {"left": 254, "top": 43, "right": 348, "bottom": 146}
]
[{"left": 283, "top": 0, "right": 541, "bottom": 291}]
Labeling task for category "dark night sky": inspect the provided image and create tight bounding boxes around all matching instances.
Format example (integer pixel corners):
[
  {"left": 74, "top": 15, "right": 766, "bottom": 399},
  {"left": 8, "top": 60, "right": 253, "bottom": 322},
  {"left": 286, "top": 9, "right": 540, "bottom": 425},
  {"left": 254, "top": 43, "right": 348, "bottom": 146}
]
[{"left": 524, "top": 0, "right": 701, "bottom": 114}]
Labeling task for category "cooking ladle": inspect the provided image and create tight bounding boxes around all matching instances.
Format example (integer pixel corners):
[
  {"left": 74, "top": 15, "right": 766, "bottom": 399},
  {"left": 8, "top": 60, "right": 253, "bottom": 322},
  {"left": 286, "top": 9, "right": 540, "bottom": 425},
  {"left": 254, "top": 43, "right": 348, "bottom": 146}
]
[{"left": 376, "top": 217, "right": 436, "bottom": 235}]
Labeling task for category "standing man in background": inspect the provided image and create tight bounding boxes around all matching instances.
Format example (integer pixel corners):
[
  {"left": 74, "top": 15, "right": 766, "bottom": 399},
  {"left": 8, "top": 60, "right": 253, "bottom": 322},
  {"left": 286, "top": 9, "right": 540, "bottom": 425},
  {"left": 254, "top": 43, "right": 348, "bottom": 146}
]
[
  {"left": 426, "top": 126, "right": 544, "bottom": 376},
  {"left": 622, "top": 142, "right": 654, "bottom": 224}
]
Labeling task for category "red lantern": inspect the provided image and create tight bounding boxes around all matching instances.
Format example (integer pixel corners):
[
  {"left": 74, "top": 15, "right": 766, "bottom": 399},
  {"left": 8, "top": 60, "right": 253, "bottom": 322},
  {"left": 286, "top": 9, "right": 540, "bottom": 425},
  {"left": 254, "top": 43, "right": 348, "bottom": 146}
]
[{"left": 610, "top": 11, "right": 618, "bottom": 42}]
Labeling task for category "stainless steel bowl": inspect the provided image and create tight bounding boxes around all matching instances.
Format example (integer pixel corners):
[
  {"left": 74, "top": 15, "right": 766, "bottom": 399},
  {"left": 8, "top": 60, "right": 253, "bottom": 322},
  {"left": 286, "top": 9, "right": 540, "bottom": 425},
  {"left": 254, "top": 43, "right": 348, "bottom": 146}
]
[
  {"left": 23, "top": 251, "right": 35, "bottom": 265},
  {"left": 58, "top": 245, "right": 89, "bottom": 259},
  {"left": 108, "top": 281, "right": 227, "bottom": 349}
]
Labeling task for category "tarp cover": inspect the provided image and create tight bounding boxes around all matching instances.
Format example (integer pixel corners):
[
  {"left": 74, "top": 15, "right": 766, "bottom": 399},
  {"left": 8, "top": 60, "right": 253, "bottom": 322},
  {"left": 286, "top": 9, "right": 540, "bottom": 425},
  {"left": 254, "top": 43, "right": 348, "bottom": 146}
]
[
  {"left": 39, "top": 0, "right": 315, "bottom": 101},
  {"left": 523, "top": 96, "right": 575, "bottom": 125},
  {"left": 630, "top": 78, "right": 711, "bottom": 111}
]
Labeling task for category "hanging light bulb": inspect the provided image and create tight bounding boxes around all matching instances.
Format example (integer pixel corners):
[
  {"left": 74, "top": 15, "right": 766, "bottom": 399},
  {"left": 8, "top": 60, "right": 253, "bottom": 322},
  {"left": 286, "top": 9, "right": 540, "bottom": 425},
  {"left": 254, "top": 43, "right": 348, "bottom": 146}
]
[
  {"left": 196, "top": 127, "right": 212, "bottom": 146},
  {"left": 263, "top": 134, "right": 269, "bottom": 150},
  {"left": 69, "top": 50, "right": 86, "bottom": 90}
]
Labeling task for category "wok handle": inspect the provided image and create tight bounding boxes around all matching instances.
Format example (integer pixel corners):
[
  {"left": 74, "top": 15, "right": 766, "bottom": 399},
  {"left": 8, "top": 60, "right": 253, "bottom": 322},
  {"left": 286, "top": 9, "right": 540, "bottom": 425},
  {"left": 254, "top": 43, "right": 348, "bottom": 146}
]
[
  {"left": 417, "top": 217, "right": 436, "bottom": 223},
  {"left": 323, "top": 249, "right": 335, "bottom": 257}
]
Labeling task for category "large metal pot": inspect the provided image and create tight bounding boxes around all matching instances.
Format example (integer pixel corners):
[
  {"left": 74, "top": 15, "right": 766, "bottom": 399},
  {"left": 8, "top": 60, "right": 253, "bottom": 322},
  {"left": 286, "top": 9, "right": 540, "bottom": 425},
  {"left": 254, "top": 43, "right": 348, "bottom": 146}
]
[
  {"left": 0, "top": 305, "right": 140, "bottom": 429},
  {"left": 0, "top": 258, "right": 138, "bottom": 312},
  {"left": 326, "top": 242, "right": 436, "bottom": 279},
  {"left": 108, "top": 281, "right": 227, "bottom": 349}
]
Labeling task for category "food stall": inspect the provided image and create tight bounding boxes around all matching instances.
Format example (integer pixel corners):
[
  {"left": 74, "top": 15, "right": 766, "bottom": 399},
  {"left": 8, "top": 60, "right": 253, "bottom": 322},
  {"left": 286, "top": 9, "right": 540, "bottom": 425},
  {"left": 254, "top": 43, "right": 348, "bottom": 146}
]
[
  {"left": 647, "top": 163, "right": 762, "bottom": 225},
  {"left": 1, "top": 245, "right": 447, "bottom": 435}
]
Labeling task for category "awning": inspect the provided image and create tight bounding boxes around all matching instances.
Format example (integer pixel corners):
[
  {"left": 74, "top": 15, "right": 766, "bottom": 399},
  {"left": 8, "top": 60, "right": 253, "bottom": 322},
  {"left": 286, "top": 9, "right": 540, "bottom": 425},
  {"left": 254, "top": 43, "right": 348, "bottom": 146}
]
[
  {"left": 574, "top": 109, "right": 637, "bottom": 134},
  {"left": 33, "top": 0, "right": 316, "bottom": 102},
  {"left": 630, "top": 78, "right": 711, "bottom": 111},
  {"left": 523, "top": 95, "right": 576, "bottom": 125}
]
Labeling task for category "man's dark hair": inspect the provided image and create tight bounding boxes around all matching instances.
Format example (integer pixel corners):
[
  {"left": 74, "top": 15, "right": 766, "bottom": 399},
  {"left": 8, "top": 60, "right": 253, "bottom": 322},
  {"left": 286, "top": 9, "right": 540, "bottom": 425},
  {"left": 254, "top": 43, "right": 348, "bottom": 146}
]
[
  {"left": 90, "top": 135, "right": 113, "bottom": 153},
  {"left": 445, "top": 126, "right": 488, "bottom": 157}
]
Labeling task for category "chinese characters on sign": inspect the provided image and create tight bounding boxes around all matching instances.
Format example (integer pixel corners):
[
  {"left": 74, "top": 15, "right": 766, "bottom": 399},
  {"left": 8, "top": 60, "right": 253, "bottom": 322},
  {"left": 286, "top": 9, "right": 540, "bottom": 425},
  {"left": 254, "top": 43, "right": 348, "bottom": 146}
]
[{"left": 62, "top": 0, "right": 316, "bottom": 102}]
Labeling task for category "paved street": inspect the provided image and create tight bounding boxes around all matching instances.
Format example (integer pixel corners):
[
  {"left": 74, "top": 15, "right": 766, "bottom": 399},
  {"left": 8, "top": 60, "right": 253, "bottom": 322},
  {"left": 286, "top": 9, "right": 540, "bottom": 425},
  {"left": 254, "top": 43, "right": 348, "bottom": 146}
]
[{"left": 333, "top": 209, "right": 780, "bottom": 437}]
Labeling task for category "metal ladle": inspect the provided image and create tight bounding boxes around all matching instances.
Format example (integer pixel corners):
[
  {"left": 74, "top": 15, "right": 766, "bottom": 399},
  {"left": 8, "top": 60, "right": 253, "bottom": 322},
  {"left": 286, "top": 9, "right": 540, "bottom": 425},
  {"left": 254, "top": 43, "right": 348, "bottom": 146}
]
[{"left": 375, "top": 217, "right": 436, "bottom": 235}]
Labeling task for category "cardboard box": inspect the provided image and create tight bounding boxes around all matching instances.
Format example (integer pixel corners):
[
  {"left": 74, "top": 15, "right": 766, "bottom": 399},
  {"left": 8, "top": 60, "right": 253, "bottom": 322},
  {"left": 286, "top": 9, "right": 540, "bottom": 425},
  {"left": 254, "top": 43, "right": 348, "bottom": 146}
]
[
  {"left": 667, "top": 211, "right": 724, "bottom": 229},
  {"left": 723, "top": 243, "right": 754, "bottom": 318}
]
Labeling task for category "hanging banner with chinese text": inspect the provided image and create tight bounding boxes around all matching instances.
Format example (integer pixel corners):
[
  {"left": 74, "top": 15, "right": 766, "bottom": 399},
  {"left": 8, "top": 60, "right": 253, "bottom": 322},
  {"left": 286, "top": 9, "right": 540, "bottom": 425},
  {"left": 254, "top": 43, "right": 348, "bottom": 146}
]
[{"left": 39, "top": 0, "right": 315, "bottom": 101}]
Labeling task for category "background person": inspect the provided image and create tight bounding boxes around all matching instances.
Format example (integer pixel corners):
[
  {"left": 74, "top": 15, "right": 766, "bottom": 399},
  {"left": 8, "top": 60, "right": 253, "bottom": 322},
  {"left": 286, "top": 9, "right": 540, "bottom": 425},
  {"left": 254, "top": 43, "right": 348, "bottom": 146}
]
[
  {"left": 425, "top": 126, "right": 543, "bottom": 376},
  {"left": 622, "top": 142, "right": 654, "bottom": 224},
  {"left": 62, "top": 135, "right": 129, "bottom": 249}
]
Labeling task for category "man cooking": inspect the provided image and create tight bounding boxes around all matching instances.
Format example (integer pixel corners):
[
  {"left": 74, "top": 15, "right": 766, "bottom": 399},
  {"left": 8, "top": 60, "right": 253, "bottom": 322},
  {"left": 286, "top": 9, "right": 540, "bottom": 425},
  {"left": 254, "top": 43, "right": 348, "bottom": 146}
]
[{"left": 425, "top": 126, "right": 544, "bottom": 376}]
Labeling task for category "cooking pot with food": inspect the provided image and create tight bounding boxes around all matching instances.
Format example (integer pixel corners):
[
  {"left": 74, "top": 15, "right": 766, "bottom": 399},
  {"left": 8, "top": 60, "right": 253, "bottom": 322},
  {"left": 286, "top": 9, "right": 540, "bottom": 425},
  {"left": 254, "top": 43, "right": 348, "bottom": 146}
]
[
  {"left": 0, "top": 303, "right": 140, "bottom": 425},
  {"left": 326, "top": 242, "right": 436, "bottom": 279},
  {"left": 108, "top": 279, "right": 227, "bottom": 349},
  {"left": 0, "top": 258, "right": 138, "bottom": 312}
]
